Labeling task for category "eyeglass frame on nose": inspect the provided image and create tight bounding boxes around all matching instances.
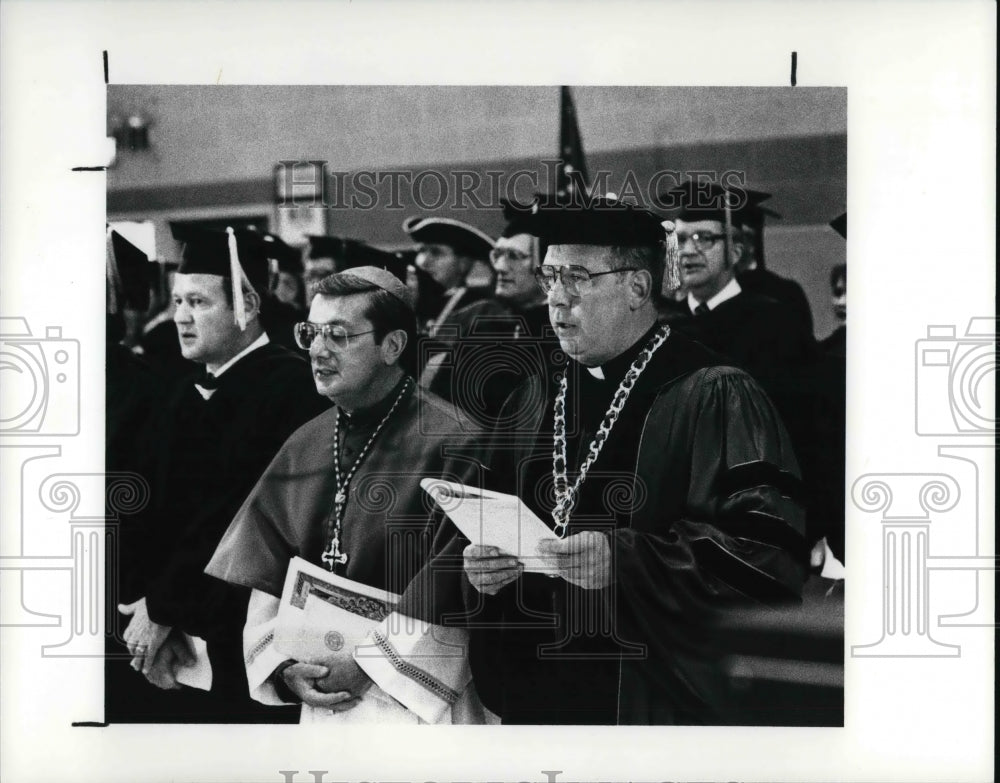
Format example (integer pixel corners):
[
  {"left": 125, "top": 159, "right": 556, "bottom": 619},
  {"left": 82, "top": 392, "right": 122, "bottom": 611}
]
[
  {"left": 675, "top": 231, "right": 728, "bottom": 252},
  {"left": 294, "top": 321, "right": 376, "bottom": 351},
  {"left": 533, "top": 264, "right": 639, "bottom": 294}
]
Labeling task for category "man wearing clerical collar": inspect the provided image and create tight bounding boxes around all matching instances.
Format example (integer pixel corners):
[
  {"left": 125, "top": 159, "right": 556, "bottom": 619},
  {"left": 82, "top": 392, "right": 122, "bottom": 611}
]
[
  {"left": 460, "top": 196, "right": 809, "bottom": 725},
  {"left": 116, "top": 226, "right": 327, "bottom": 723},
  {"left": 206, "top": 267, "right": 494, "bottom": 724}
]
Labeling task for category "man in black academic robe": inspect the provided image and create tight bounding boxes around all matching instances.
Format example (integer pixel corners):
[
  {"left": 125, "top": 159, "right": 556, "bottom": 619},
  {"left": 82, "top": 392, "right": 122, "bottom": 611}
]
[
  {"left": 116, "top": 226, "right": 328, "bottom": 723},
  {"left": 661, "top": 182, "right": 821, "bottom": 549},
  {"left": 421, "top": 199, "right": 560, "bottom": 430},
  {"left": 460, "top": 197, "right": 809, "bottom": 725},
  {"left": 735, "top": 194, "right": 814, "bottom": 338}
]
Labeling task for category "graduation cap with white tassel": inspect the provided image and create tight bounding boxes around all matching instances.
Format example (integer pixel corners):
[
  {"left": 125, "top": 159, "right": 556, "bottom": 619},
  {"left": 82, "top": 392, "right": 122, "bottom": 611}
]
[{"left": 170, "top": 222, "right": 270, "bottom": 330}]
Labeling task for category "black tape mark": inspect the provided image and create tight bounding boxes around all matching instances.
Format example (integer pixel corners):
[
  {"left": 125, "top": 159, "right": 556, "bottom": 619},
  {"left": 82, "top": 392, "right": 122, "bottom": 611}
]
[
  {"left": 72, "top": 721, "right": 109, "bottom": 728},
  {"left": 103, "top": 50, "right": 109, "bottom": 84},
  {"left": 790, "top": 51, "right": 798, "bottom": 86},
  {"left": 71, "top": 166, "right": 108, "bottom": 172}
]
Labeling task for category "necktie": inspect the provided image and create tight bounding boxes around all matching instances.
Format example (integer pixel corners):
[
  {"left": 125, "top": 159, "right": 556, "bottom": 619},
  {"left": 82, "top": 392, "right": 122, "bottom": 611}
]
[{"left": 694, "top": 302, "right": 710, "bottom": 316}]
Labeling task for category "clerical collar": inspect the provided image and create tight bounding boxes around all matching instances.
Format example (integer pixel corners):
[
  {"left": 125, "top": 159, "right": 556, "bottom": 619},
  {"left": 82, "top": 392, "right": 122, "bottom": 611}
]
[
  {"left": 340, "top": 374, "right": 413, "bottom": 428},
  {"left": 687, "top": 276, "right": 741, "bottom": 314},
  {"left": 585, "top": 323, "right": 662, "bottom": 384}
]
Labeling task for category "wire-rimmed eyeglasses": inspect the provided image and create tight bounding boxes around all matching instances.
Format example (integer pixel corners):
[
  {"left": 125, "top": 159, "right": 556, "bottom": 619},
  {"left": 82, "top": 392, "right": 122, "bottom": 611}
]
[
  {"left": 293, "top": 322, "right": 375, "bottom": 351},
  {"left": 533, "top": 265, "right": 638, "bottom": 295}
]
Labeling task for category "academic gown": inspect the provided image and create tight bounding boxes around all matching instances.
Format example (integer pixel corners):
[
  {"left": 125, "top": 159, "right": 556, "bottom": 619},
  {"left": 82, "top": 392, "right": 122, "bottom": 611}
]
[
  {"left": 465, "top": 326, "right": 809, "bottom": 725},
  {"left": 666, "top": 292, "right": 826, "bottom": 545},
  {"left": 205, "top": 381, "right": 495, "bottom": 724},
  {"left": 811, "top": 325, "right": 847, "bottom": 563},
  {"left": 138, "top": 341, "right": 330, "bottom": 723},
  {"left": 421, "top": 299, "right": 558, "bottom": 430},
  {"left": 105, "top": 342, "right": 168, "bottom": 723},
  {"left": 737, "top": 267, "right": 815, "bottom": 337},
  {"left": 140, "top": 316, "right": 199, "bottom": 380}
]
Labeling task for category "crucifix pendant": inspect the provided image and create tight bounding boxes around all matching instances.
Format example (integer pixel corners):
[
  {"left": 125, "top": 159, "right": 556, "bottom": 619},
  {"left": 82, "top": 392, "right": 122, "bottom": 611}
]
[{"left": 321, "top": 544, "right": 348, "bottom": 569}]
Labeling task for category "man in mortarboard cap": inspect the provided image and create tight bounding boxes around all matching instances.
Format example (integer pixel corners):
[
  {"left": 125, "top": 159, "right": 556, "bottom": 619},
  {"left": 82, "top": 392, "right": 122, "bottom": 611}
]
[
  {"left": 418, "top": 198, "right": 561, "bottom": 428},
  {"left": 457, "top": 195, "right": 808, "bottom": 724},
  {"left": 659, "top": 179, "right": 816, "bottom": 392},
  {"left": 303, "top": 235, "right": 343, "bottom": 296},
  {"left": 732, "top": 190, "right": 815, "bottom": 336},
  {"left": 402, "top": 216, "right": 496, "bottom": 337},
  {"left": 116, "top": 225, "right": 329, "bottom": 722},
  {"left": 260, "top": 232, "right": 306, "bottom": 312},
  {"left": 250, "top": 231, "right": 306, "bottom": 350},
  {"left": 206, "top": 267, "right": 493, "bottom": 724}
]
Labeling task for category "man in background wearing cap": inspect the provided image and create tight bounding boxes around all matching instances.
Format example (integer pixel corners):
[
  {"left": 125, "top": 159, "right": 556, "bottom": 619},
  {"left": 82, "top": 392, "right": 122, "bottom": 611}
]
[
  {"left": 662, "top": 182, "right": 820, "bottom": 537},
  {"left": 206, "top": 267, "right": 493, "bottom": 724},
  {"left": 460, "top": 197, "right": 808, "bottom": 724},
  {"left": 402, "top": 216, "right": 496, "bottom": 337},
  {"left": 117, "top": 227, "right": 329, "bottom": 722},
  {"left": 419, "top": 199, "right": 557, "bottom": 428},
  {"left": 734, "top": 191, "right": 815, "bottom": 337},
  {"left": 661, "top": 180, "right": 815, "bottom": 388},
  {"left": 258, "top": 231, "right": 306, "bottom": 350}
]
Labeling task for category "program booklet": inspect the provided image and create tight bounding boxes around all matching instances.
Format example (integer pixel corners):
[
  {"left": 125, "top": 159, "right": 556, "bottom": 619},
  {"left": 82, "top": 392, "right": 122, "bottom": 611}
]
[
  {"left": 274, "top": 556, "right": 400, "bottom": 663},
  {"left": 420, "top": 478, "right": 560, "bottom": 574}
]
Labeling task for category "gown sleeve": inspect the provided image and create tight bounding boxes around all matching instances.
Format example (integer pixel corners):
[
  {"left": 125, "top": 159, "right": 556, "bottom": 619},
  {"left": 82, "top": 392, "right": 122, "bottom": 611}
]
[{"left": 610, "top": 368, "right": 809, "bottom": 655}]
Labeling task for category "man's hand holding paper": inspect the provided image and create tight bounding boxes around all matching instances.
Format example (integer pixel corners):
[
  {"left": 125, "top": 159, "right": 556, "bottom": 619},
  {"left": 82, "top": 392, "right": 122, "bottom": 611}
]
[
  {"left": 422, "top": 479, "right": 560, "bottom": 574},
  {"left": 463, "top": 545, "right": 524, "bottom": 595},
  {"left": 537, "top": 531, "right": 613, "bottom": 590}
]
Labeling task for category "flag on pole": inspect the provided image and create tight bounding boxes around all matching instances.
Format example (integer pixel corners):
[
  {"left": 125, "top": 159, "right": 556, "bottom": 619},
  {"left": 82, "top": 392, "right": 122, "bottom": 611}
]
[{"left": 556, "top": 86, "right": 590, "bottom": 204}]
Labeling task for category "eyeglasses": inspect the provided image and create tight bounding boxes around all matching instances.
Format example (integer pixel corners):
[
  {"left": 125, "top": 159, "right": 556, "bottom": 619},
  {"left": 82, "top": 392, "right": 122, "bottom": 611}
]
[
  {"left": 489, "top": 247, "right": 534, "bottom": 265},
  {"left": 676, "top": 232, "right": 727, "bottom": 252},
  {"left": 533, "top": 265, "right": 638, "bottom": 295},
  {"left": 294, "top": 322, "right": 375, "bottom": 351}
]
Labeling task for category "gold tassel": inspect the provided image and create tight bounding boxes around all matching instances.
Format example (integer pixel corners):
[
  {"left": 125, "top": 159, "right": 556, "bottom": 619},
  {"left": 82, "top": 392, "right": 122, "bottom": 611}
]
[
  {"left": 226, "top": 227, "right": 248, "bottom": 331},
  {"left": 660, "top": 220, "right": 681, "bottom": 292}
]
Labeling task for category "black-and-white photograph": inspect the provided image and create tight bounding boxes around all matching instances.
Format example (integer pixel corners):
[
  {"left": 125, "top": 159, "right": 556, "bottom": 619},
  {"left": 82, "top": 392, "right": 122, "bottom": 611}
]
[{"left": 104, "top": 85, "right": 846, "bottom": 727}]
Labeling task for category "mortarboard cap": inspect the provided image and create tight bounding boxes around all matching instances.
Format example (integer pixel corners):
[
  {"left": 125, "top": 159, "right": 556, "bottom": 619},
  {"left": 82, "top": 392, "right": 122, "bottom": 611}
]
[
  {"left": 402, "top": 216, "right": 494, "bottom": 260},
  {"left": 307, "top": 235, "right": 401, "bottom": 273},
  {"left": 260, "top": 232, "right": 303, "bottom": 274},
  {"left": 500, "top": 197, "right": 541, "bottom": 239},
  {"left": 519, "top": 194, "right": 667, "bottom": 247},
  {"left": 737, "top": 189, "right": 781, "bottom": 230},
  {"left": 331, "top": 265, "right": 416, "bottom": 312},
  {"left": 658, "top": 179, "right": 757, "bottom": 225},
  {"left": 829, "top": 212, "right": 847, "bottom": 239},
  {"left": 170, "top": 224, "right": 270, "bottom": 330},
  {"left": 106, "top": 228, "right": 150, "bottom": 314}
]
